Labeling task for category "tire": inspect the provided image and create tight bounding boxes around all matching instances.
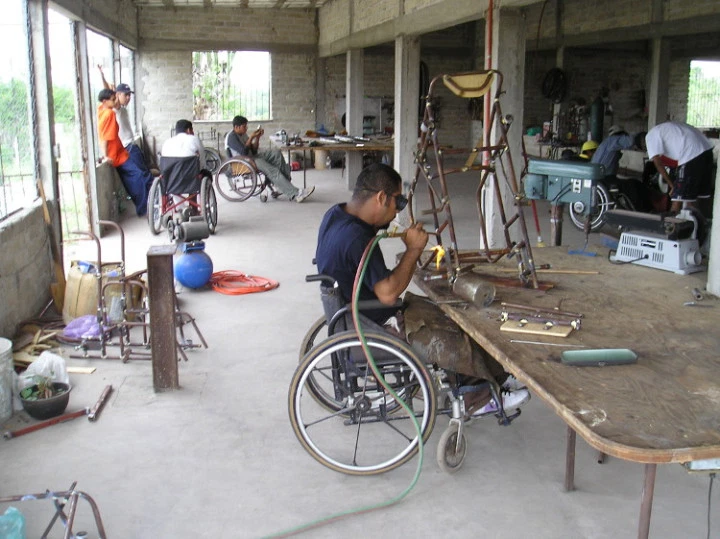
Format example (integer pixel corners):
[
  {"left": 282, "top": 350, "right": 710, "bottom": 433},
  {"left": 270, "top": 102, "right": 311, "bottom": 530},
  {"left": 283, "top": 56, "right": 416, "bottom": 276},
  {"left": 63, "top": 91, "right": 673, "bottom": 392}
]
[
  {"left": 289, "top": 330, "right": 437, "bottom": 475},
  {"left": 147, "top": 177, "right": 164, "bottom": 235},
  {"left": 436, "top": 422, "right": 468, "bottom": 474},
  {"left": 215, "top": 159, "right": 258, "bottom": 202},
  {"left": 199, "top": 177, "right": 218, "bottom": 234},
  {"left": 298, "top": 316, "right": 343, "bottom": 413},
  {"left": 204, "top": 148, "right": 222, "bottom": 175},
  {"left": 615, "top": 192, "right": 635, "bottom": 212},
  {"left": 569, "top": 182, "right": 611, "bottom": 232}
]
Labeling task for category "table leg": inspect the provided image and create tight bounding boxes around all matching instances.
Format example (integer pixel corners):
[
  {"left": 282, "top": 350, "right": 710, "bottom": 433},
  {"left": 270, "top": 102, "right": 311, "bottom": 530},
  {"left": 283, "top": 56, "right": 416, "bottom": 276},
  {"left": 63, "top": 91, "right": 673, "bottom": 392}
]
[
  {"left": 638, "top": 463, "right": 657, "bottom": 539},
  {"left": 565, "top": 426, "right": 576, "bottom": 491}
]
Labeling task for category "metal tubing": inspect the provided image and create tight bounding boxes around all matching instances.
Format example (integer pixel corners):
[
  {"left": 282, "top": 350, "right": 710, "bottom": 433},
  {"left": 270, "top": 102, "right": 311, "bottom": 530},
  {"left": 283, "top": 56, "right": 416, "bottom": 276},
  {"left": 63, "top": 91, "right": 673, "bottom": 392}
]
[
  {"left": 88, "top": 385, "right": 113, "bottom": 421},
  {"left": 3, "top": 408, "right": 88, "bottom": 439},
  {"left": 565, "top": 426, "right": 576, "bottom": 491},
  {"left": 638, "top": 464, "right": 657, "bottom": 539}
]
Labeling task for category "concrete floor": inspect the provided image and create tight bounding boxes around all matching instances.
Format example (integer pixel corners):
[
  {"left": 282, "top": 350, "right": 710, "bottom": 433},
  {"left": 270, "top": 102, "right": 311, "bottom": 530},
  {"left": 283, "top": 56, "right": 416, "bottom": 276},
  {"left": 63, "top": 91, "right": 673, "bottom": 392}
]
[{"left": 0, "top": 163, "right": 716, "bottom": 538}]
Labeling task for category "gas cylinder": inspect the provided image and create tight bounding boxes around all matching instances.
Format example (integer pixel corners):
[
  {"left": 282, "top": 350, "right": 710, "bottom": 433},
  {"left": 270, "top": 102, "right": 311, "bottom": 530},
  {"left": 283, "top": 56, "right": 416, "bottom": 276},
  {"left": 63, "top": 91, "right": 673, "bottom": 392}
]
[{"left": 174, "top": 241, "right": 213, "bottom": 289}]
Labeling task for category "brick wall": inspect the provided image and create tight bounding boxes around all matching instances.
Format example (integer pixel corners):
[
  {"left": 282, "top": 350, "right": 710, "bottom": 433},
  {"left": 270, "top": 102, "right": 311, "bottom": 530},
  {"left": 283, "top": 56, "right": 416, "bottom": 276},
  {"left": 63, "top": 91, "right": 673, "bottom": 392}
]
[
  {"left": 0, "top": 203, "right": 53, "bottom": 340},
  {"left": 137, "top": 8, "right": 317, "bottom": 151},
  {"left": 353, "top": 0, "right": 400, "bottom": 32}
]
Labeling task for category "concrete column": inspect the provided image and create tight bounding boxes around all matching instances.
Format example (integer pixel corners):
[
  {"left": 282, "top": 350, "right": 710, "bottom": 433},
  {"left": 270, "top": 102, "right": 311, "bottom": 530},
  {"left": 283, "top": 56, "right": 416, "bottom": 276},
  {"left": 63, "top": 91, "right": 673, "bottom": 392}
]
[
  {"left": 394, "top": 34, "right": 420, "bottom": 226},
  {"left": 553, "top": 46, "right": 566, "bottom": 139},
  {"left": 647, "top": 38, "right": 670, "bottom": 129},
  {"left": 483, "top": 7, "right": 526, "bottom": 248},
  {"left": 706, "top": 162, "right": 720, "bottom": 295},
  {"left": 27, "top": 0, "right": 59, "bottom": 222},
  {"left": 345, "top": 49, "right": 364, "bottom": 189}
]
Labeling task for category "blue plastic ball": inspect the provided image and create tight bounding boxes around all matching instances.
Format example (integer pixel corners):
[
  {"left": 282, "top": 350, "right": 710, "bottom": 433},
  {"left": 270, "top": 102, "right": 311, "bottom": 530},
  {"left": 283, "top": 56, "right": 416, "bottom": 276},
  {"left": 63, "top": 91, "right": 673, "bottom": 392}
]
[{"left": 174, "top": 249, "right": 213, "bottom": 289}]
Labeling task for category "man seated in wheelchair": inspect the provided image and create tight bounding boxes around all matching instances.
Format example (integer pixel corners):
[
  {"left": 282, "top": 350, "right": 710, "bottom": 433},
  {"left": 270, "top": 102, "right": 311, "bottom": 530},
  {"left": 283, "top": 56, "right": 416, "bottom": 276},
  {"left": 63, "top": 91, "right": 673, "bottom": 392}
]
[
  {"left": 315, "top": 163, "right": 530, "bottom": 418},
  {"left": 225, "top": 115, "right": 315, "bottom": 203},
  {"left": 161, "top": 120, "right": 212, "bottom": 215}
]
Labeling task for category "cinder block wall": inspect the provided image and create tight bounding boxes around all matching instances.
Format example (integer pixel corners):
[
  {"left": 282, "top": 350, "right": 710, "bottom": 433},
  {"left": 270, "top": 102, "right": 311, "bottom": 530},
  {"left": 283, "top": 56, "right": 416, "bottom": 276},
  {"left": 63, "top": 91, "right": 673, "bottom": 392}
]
[
  {"left": 137, "top": 7, "right": 318, "bottom": 152},
  {"left": 0, "top": 203, "right": 53, "bottom": 340}
]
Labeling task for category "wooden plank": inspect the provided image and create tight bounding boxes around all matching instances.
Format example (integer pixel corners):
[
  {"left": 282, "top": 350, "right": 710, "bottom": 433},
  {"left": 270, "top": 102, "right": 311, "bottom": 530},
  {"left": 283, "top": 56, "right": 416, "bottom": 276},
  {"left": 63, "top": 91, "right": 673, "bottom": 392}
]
[
  {"left": 500, "top": 320, "right": 573, "bottom": 337},
  {"left": 67, "top": 366, "right": 96, "bottom": 374},
  {"left": 413, "top": 246, "right": 720, "bottom": 464}
]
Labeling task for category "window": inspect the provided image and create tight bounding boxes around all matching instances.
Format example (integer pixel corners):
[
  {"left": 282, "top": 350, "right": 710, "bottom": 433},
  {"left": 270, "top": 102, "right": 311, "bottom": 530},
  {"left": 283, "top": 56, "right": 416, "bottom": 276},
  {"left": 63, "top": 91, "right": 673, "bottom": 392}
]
[
  {"left": 687, "top": 60, "right": 720, "bottom": 128},
  {"left": 87, "top": 29, "right": 113, "bottom": 160},
  {"left": 192, "top": 51, "right": 271, "bottom": 122},
  {"left": 119, "top": 43, "right": 136, "bottom": 134},
  {"left": 0, "top": 0, "right": 36, "bottom": 220}
]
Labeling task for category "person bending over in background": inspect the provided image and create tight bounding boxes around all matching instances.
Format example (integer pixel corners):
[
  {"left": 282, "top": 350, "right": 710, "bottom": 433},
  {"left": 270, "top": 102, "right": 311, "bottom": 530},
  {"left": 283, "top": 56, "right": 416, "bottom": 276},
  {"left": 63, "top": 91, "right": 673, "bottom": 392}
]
[
  {"left": 96, "top": 89, "right": 152, "bottom": 216},
  {"left": 225, "top": 115, "right": 315, "bottom": 203},
  {"left": 315, "top": 163, "right": 530, "bottom": 418},
  {"left": 643, "top": 121, "right": 714, "bottom": 214}
]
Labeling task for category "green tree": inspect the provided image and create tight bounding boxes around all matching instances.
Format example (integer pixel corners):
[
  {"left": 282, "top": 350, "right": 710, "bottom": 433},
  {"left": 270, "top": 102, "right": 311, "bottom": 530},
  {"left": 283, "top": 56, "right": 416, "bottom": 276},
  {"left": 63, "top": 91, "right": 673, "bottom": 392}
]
[
  {"left": 0, "top": 79, "right": 33, "bottom": 173},
  {"left": 687, "top": 65, "right": 720, "bottom": 127}
]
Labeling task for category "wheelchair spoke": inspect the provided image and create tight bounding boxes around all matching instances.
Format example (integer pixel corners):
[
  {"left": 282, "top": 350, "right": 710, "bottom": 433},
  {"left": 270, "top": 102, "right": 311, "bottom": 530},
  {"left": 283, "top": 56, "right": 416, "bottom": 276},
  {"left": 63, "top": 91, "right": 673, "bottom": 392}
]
[{"left": 288, "top": 330, "right": 437, "bottom": 476}]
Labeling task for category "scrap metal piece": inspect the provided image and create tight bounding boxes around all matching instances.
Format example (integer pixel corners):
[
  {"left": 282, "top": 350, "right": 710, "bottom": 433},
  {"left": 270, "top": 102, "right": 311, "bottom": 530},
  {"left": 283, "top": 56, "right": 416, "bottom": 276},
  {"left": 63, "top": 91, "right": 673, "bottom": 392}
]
[
  {"left": 88, "top": 385, "right": 113, "bottom": 421},
  {"left": 3, "top": 408, "right": 89, "bottom": 440}
]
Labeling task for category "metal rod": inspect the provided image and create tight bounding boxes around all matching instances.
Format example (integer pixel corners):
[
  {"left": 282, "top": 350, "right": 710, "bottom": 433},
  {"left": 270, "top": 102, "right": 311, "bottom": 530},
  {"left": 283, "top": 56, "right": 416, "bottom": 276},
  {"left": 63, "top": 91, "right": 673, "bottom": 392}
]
[
  {"left": 3, "top": 408, "right": 89, "bottom": 439},
  {"left": 88, "top": 385, "right": 113, "bottom": 421},
  {"left": 501, "top": 301, "right": 584, "bottom": 318},
  {"left": 638, "top": 464, "right": 657, "bottom": 539},
  {"left": 508, "top": 339, "right": 587, "bottom": 348},
  {"left": 565, "top": 426, "right": 576, "bottom": 491}
]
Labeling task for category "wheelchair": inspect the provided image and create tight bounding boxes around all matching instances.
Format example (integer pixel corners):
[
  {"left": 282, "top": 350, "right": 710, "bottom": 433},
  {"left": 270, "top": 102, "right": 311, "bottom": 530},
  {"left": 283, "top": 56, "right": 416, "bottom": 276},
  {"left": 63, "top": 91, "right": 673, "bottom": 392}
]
[
  {"left": 290, "top": 274, "right": 523, "bottom": 476},
  {"left": 148, "top": 155, "right": 218, "bottom": 237},
  {"left": 214, "top": 155, "right": 280, "bottom": 203}
]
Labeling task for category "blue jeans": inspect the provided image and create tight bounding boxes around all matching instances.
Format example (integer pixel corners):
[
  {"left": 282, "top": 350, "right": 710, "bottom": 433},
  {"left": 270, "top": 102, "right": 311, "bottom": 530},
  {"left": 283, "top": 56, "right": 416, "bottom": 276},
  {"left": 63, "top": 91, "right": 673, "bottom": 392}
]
[{"left": 117, "top": 144, "right": 153, "bottom": 215}]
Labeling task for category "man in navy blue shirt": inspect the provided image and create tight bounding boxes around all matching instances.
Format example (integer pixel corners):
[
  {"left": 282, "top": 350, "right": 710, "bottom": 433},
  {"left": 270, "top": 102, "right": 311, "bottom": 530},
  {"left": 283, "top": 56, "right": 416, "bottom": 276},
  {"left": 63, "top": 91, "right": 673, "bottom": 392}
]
[
  {"left": 316, "top": 163, "right": 426, "bottom": 325},
  {"left": 315, "top": 163, "right": 530, "bottom": 417}
]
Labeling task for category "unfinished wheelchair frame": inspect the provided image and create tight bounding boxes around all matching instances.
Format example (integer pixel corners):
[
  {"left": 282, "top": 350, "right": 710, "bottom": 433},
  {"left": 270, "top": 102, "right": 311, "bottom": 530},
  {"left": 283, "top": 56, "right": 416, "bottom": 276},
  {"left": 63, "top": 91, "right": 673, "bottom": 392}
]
[
  {"left": 66, "top": 221, "right": 208, "bottom": 362},
  {"left": 290, "top": 275, "right": 521, "bottom": 476},
  {"left": 214, "top": 156, "right": 280, "bottom": 203},
  {"left": 0, "top": 483, "right": 107, "bottom": 539},
  {"left": 410, "top": 70, "right": 538, "bottom": 288},
  {"left": 148, "top": 155, "right": 218, "bottom": 238}
]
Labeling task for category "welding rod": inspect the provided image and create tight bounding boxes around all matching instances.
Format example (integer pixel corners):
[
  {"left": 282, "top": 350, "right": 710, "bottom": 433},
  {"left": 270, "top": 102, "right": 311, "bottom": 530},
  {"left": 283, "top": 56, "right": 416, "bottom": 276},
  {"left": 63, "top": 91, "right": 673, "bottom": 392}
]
[{"left": 509, "top": 339, "right": 588, "bottom": 348}]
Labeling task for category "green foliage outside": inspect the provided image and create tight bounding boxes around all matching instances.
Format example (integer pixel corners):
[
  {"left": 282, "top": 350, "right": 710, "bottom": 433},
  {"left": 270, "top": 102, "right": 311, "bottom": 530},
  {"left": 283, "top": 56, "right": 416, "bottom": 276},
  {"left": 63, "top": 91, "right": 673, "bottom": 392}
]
[
  {"left": 687, "top": 65, "right": 720, "bottom": 128},
  {"left": 0, "top": 79, "right": 34, "bottom": 175},
  {"left": 192, "top": 50, "right": 270, "bottom": 122}
]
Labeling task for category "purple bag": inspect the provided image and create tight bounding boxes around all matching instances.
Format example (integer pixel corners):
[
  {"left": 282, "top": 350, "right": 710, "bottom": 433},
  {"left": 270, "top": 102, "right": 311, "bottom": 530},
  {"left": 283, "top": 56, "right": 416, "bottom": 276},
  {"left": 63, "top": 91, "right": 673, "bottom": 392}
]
[{"left": 62, "top": 314, "right": 102, "bottom": 341}]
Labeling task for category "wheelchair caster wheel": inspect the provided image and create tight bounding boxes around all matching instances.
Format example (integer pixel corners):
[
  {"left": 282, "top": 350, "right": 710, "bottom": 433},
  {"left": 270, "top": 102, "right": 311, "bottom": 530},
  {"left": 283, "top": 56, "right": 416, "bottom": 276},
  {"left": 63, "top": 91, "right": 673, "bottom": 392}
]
[
  {"left": 437, "top": 422, "right": 468, "bottom": 474},
  {"left": 260, "top": 194, "right": 268, "bottom": 203}
]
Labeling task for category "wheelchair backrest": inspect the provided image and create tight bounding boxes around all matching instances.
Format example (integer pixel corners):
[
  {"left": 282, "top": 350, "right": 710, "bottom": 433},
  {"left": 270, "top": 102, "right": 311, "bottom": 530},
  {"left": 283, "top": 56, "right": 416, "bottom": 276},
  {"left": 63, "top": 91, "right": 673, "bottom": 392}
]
[{"left": 159, "top": 155, "right": 202, "bottom": 195}]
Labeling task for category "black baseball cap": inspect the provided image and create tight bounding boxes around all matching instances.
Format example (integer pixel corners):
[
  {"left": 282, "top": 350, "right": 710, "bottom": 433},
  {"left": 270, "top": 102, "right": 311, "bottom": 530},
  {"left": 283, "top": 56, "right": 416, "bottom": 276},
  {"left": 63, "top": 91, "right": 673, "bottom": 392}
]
[{"left": 116, "top": 83, "right": 134, "bottom": 94}]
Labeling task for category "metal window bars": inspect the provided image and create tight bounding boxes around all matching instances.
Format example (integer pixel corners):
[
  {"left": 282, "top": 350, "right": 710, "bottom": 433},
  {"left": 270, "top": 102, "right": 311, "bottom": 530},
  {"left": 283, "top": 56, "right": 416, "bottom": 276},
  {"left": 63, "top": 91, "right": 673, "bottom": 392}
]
[{"left": 408, "top": 70, "right": 538, "bottom": 289}]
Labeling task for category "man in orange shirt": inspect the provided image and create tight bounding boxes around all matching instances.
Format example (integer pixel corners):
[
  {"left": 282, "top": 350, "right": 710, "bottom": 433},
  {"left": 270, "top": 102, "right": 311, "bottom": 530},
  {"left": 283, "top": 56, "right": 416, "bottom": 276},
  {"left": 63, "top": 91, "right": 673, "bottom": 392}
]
[{"left": 97, "top": 89, "right": 152, "bottom": 216}]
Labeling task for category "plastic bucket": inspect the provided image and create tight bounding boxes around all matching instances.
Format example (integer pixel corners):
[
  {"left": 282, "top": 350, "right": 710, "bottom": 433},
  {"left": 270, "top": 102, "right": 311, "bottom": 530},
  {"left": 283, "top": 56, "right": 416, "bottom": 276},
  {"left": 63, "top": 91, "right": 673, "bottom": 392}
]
[{"left": 0, "top": 338, "right": 13, "bottom": 423}]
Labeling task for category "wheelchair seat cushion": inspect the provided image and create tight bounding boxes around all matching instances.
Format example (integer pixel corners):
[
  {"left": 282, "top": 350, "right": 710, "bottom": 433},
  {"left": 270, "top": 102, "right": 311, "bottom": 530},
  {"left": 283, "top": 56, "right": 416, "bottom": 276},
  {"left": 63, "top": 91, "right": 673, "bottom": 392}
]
[
  {"left": 403, "top": 291, "right": 499, "bottom": 381},
  {"left": 160, "top": 155, "right": 202, "bottom": 195}
]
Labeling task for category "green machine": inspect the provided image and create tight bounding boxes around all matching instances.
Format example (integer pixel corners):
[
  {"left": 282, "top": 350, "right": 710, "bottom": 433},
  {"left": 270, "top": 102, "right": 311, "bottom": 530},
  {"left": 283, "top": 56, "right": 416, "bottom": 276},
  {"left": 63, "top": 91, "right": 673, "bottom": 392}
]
[{"left": 524, "top": 158, "right": 605, "bottom": 243}]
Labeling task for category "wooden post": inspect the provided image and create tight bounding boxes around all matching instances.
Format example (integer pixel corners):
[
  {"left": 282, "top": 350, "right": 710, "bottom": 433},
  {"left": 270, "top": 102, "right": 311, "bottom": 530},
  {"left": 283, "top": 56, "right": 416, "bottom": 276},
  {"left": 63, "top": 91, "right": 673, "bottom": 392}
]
[
  {"left": 147, "top": 245, "right": 178, "bottom": 391},
  {"left": 564, "top": 426, "right": 576, "bottom": 492}
]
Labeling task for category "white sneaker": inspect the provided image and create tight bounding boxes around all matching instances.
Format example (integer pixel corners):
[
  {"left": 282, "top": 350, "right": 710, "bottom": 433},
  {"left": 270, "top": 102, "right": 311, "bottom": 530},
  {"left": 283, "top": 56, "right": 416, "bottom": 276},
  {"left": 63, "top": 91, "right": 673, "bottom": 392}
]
[
  {"left": 295, "top": 185, "right": 315, "bottom": 203},
  {"left": 471, "top": 388, "right": 530, "bottom": 417},
  {"left": 501, "top": 375, "right": 526, "bottom": 391}
]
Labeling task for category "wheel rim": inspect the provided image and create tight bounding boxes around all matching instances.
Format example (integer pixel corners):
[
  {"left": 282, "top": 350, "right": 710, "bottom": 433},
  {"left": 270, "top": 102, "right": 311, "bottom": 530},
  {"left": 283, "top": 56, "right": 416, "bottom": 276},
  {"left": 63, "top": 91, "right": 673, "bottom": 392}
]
[
  {"left": 437, "top": 423, "right": 467, "bottom": 473},
  {"left": 289, "top": 332, "right": 436, "bottom": 475},
  {"left": 215, "top": 160, "right": 257, "bottom": 202},
  {"left": 148, "top": 178, "right": 163, "bottom": 235},
  {"left": 569, "top": 183, "right": 611, "bottom": 231}
]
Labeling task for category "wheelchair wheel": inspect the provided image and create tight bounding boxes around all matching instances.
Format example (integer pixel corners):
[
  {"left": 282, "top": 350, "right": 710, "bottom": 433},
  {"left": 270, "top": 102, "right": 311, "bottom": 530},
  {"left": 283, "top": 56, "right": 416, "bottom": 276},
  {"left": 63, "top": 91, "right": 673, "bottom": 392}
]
[
  {"left": 215, "top": 159, "right": 259, "bottom": 202},
  {"left": 199, "top": 177, "right": 218, "bottom": 234},
  {"left": 569, "top": 182, "right": 611, "bottom": 232},
  {"left": 436, "top": 421, "right": 468, "bottom": 474},
  {"left": 147, "top": 177, "right": 165, "bottom": 235},
  {"left": 289, "top": 330, "right": 437, "bottom": 475},
  {"left": 204, "top": 148, "right": 222, "bottom": 175}
]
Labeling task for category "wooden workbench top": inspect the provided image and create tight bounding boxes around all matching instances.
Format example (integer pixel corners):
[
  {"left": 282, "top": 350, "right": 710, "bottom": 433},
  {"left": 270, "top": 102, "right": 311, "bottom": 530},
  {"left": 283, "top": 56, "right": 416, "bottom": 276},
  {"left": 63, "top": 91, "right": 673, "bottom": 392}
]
[{"left": 414, "top": 247, "right": 720, "bottom": 464}]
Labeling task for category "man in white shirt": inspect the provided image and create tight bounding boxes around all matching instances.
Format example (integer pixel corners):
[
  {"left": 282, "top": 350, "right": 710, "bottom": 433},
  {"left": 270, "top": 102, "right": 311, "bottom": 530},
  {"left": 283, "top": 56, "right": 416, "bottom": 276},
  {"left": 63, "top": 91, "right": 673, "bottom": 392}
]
[
  {"left": 97, "top": 66, "right": 153, "bottom": 178},
  {"left": 162, "top": 120, "right": 207, "bottom": 170},
  {"left": 644, "top": 121, "right": 714, "bottom": 213}
]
